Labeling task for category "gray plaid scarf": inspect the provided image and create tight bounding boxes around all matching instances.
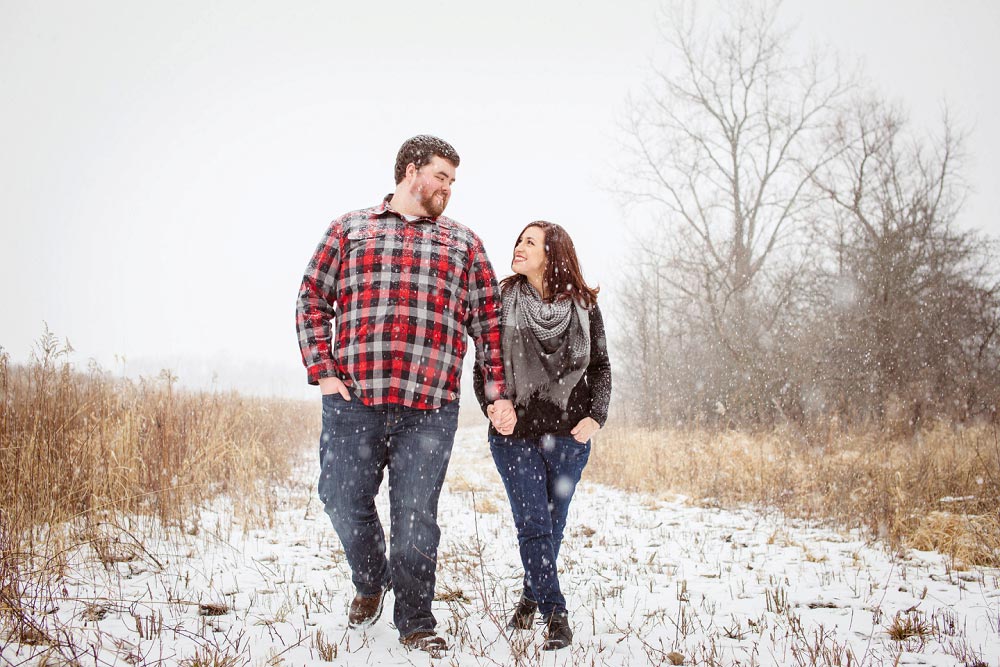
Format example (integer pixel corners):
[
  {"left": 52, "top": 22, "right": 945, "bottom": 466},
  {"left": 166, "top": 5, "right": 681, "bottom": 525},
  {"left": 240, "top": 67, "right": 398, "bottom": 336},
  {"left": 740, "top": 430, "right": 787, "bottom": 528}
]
[{"left": 501, "top": 281, "right": 590, "bottom": 409}]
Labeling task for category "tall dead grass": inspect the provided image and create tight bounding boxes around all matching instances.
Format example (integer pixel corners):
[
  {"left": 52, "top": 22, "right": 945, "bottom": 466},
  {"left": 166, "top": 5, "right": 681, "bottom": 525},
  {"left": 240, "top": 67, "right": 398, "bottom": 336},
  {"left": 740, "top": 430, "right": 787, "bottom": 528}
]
[
  {"left": 0, "top": 332, "right": 318, "bottom": 544},
  {"left": 592, "top": 419, "right": 1000, "bottom": 568},
  {"left": 0, "top": 332, "right": 318, "bottom": 658}
]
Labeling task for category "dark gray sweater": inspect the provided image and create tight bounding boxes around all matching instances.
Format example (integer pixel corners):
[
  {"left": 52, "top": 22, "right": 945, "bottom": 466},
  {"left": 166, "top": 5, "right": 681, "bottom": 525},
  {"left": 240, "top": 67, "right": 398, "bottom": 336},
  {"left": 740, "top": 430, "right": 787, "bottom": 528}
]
[{"left": 473, "top": 303, "right": 612, "bottom": 439}]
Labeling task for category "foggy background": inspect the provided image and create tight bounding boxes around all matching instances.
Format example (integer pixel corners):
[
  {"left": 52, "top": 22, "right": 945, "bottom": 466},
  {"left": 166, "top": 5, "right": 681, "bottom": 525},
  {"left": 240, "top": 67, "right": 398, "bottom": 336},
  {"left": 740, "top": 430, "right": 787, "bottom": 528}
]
[{"left": 2, "top": 0, "right": 997, "bottom": 400}]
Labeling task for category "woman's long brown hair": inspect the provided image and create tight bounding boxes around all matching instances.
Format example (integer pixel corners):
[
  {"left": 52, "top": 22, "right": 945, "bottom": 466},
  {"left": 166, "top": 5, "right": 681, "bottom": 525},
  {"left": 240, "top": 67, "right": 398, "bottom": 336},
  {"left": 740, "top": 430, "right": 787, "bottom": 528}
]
[{"left": 499, "top": 221, "right": 600, "bottom": 308}]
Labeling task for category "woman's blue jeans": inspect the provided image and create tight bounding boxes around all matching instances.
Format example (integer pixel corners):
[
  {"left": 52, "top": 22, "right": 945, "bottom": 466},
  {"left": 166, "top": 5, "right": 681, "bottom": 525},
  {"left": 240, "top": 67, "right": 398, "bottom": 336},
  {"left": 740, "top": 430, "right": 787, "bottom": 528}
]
[
  {"left": 490, "top": 433, "right": 591, "bottom": 617},
  {"left": 318, "top": 394, "right": 458, "bottom": 638}
]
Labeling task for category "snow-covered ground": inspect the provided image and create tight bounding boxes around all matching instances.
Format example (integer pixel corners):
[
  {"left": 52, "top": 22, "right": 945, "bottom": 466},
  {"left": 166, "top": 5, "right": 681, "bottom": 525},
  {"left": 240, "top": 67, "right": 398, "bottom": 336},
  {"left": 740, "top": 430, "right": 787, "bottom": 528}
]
[{"left": 9, "top": 427, "right": 999, "bottom": 666}]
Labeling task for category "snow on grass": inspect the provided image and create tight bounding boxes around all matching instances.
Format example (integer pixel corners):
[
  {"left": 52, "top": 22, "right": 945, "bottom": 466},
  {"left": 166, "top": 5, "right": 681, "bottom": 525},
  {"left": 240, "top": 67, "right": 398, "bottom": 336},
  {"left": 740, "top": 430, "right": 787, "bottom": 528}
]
[{"left": 8, "top": 427, "right": 998, "bottom": 666}]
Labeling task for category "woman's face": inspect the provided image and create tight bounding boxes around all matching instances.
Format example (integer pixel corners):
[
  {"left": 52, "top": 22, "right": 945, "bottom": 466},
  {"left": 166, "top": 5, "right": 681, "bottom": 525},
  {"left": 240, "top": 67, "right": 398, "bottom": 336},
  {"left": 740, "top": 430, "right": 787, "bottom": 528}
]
[{"left": 511, "top": 226, "right": 546, "bottom": 281}]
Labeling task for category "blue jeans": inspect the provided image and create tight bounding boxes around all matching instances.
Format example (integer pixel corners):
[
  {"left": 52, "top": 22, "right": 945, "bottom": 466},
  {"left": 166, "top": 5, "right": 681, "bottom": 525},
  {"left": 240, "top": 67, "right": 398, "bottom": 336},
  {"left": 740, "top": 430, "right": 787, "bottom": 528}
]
[
  {"left": 490, "top": 434, "right": 591, "bottom": 617},
  {"left": 318, "top": 394, "right": 459, "bottom": 637}
]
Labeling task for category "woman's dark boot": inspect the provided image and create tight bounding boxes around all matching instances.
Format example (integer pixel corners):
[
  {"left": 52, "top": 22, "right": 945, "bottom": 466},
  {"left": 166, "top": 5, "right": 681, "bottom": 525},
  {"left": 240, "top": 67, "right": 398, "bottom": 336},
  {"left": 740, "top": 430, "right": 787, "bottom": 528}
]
[
  {"left": 506, "top": 595, "right": 537, "bottom": 630},
  {"left": 543, "top": 611, "right": 573, "bottom": 650}
]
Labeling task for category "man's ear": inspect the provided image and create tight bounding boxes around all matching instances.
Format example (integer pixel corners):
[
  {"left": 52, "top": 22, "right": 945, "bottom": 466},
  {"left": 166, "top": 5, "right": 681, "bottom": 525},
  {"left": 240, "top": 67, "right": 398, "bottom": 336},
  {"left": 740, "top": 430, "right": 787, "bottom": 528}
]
[{"left": 404, "top": 162, "right": 417, "bottom": 181}]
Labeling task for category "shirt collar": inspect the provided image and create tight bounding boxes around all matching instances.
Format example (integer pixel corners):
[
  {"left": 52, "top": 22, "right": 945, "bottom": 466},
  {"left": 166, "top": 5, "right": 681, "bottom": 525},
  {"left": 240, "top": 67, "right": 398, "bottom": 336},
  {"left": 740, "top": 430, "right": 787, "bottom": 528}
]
[{"left": 378, "top": 194, "right": 436, "bottom": 223}]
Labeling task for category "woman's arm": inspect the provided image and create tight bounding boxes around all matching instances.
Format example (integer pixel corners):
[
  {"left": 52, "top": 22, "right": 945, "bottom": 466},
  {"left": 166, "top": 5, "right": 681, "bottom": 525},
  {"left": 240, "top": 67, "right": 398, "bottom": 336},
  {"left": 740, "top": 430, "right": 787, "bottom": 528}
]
[
  {"left": 586, "top": 303, "right": 612, "bottom": 426},
  {"left": 472, "top": 362, "right": 491, "bottom": 417}
]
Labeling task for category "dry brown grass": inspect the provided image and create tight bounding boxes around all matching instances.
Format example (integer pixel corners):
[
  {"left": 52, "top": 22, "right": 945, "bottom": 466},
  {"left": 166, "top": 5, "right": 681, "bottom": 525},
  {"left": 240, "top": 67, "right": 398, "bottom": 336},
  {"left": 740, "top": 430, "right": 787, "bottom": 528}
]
[
  {"left": 0, "top": 333, "right": 317, "bottom": 545},
  {"left": 0, "top": 334, "right": 318, "bottom": 657},
  {"left": 592, "top": 418, "right": 1000, "bottom": 567}
]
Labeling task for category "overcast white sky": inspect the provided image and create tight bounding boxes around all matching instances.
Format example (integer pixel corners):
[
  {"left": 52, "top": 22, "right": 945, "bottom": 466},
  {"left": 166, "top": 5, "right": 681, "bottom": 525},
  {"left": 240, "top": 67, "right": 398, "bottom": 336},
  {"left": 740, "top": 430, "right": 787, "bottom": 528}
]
[{"left": 2, "top": 1, "right": 997, "bottom": 398}]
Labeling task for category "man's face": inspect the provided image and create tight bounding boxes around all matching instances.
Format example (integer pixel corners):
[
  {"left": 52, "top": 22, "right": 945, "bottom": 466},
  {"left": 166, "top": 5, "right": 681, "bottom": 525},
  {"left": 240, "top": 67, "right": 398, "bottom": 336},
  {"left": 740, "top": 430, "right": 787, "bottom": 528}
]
[{"left": 407, "top": 155, "right": 456, "bottom": 218}]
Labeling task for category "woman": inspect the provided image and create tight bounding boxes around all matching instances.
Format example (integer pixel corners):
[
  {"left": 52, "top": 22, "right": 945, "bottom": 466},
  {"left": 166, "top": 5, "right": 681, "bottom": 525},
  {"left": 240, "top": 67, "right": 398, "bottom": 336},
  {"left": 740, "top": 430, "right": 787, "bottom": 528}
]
[{"left": 474, "top": 221, "right": 612, "bottom": 651}]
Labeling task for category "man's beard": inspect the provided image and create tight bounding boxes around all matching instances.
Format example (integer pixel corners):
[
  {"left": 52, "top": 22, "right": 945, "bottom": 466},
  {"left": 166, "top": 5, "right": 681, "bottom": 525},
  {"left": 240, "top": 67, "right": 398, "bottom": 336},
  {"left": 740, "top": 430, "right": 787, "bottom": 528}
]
[{"left": 416, "top": 186, "right": 448, "bottom": 218}]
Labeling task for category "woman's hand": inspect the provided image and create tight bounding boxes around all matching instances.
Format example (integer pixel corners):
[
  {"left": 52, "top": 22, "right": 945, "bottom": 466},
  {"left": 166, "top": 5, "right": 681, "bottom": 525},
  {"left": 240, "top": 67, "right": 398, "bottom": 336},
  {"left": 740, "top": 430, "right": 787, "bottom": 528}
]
[
  {"left": 570, "top": 417, "right": 600, "bottom": 443},
  {"left": 488, "top": 400, "right": 517, "bottom": 435}
]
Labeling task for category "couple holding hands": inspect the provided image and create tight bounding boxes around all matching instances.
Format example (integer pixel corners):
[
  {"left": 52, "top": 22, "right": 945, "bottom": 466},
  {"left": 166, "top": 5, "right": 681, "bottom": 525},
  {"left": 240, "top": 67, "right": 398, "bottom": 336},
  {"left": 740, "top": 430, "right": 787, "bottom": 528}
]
[{"left": 295, "top": 135, "right": 612, "bottom": 656}]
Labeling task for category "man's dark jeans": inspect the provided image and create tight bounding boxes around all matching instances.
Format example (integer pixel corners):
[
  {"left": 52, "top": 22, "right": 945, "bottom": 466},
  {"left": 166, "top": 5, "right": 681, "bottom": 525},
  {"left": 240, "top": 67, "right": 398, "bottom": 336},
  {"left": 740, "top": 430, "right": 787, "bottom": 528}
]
[
  {"left": 318, "top": 393, "right": 459, "bottom": 637},
  {"left": 490, "top": 433, "right": 591, "bottom": 617}
]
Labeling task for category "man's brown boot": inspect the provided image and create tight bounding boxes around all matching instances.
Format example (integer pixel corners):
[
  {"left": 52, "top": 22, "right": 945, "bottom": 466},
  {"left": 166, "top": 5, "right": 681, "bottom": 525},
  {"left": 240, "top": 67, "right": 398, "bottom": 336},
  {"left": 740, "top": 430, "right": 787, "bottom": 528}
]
[
  {"left": 347, "top": 586, "right": 389, "bottom": 628},
  {"left": 400, "top": 631, "right": 448, "bottom": 657}
]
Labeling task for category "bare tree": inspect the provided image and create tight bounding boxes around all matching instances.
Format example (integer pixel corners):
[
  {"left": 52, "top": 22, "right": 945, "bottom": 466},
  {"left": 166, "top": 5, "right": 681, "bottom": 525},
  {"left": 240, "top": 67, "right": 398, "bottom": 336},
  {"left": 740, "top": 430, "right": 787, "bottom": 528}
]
[
  {"left": 613, "top": 1, "right": 999, "bottom": 429},
  {"left": 813, "top": 100, "right": 1000, "bottom": 426},
  {"left": 614, "top": 238, "right": 672, "bottom": 425},
  {"left": 617, "top": 0, "right": 852, "bottom": 423}
]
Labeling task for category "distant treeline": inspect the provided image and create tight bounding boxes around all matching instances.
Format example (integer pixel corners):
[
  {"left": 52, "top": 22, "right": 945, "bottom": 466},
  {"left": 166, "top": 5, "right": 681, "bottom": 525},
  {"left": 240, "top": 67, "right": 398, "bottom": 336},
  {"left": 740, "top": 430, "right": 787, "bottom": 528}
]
[{"left": 614, "top": 2, "right": 999, "bottom": 430}]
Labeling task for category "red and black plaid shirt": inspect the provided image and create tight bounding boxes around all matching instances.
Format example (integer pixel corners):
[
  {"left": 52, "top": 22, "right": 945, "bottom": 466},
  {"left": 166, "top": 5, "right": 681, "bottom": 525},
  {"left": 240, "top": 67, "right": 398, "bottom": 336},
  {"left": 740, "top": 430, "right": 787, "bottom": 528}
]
[{"left": 296, "top": 197, "right": 507, "bottom": 409}]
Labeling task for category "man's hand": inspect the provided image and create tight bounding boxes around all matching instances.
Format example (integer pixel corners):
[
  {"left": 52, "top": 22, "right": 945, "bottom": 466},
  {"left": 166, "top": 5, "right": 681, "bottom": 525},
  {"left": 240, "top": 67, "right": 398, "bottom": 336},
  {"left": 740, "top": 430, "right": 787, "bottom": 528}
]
[
  {"left": 570, "top": 417, "right": 600, "bottom": 443},
  {"left": 318, "top": 376, "right": 351, "bottom": 401},
  {"left": 487, "top": 399, "right": 517, "bottom": 435}
]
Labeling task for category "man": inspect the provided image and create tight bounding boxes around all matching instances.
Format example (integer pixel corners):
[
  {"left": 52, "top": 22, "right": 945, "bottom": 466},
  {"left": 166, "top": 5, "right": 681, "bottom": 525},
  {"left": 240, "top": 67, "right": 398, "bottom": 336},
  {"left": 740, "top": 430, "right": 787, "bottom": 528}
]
[{"left": 296, "top": 135, "right": 516, "bottom": 656}]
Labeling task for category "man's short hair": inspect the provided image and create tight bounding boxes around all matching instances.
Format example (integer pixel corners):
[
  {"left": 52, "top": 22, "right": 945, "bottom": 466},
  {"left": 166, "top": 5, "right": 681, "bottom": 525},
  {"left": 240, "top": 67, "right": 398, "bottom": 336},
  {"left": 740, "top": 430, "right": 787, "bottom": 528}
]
[{"left": 394, "top": 135, "right": 461, "bottom": 184}]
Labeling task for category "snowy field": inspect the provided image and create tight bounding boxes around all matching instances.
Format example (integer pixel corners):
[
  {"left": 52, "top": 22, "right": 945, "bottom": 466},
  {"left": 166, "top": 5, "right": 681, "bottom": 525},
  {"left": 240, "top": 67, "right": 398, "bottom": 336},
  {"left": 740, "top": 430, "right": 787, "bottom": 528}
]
[{"left": 10, "top": 426, "right": 999, "bottom": 666}]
